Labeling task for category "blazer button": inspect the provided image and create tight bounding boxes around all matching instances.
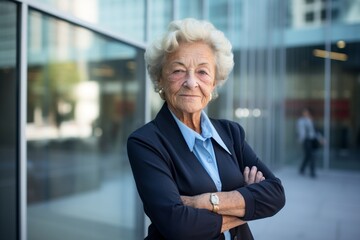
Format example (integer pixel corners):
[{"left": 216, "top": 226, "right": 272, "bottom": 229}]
[{"left": 233, "top": 237, "right": 237, "bottom": 240}]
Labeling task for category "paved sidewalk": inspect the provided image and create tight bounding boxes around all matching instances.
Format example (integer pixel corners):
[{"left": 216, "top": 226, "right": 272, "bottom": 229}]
[{"left": 250, "top": 166, "right": 360, "bottom": 240}]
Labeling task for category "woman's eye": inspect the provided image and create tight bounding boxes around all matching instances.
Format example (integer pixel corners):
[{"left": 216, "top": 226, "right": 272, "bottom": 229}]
[
  {"left": 198, "top": 70, "right": 208, "bottom": 75},
  {"left": 173, "top": 69, "right": 185, "bottom": 74}
]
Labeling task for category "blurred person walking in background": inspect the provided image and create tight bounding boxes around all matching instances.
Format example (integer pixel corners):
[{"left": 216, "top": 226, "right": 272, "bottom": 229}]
[{"left": 297, "top": 107, "right": 323, "bottom": 178}]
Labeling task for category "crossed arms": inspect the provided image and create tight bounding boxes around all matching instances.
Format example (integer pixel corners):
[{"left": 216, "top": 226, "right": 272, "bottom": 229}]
[{"left": 181, "top": 166, "right": 265, "bottom": 232}]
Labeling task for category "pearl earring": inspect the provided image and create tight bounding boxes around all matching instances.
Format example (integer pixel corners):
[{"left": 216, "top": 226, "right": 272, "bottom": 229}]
[{"left": 158, "top": 88, "right": 165, "bottom": 100}]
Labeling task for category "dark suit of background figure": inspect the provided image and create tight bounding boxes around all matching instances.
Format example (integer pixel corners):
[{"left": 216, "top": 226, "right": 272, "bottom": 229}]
[{"left": 128, "top": 103, "right": 285, "bottom": 240}]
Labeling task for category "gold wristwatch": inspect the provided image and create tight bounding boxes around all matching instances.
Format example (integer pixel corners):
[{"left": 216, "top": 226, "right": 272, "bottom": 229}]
[{"left": 210, "top": 193, "right": 219, "bottom": 213}]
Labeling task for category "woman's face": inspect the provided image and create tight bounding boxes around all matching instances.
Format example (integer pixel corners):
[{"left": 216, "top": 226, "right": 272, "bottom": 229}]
[{"left": 160, "top": 41, "right": 216, "bottom": 116}]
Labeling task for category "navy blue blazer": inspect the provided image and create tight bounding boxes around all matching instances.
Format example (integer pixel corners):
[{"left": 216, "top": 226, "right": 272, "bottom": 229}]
[{"left": 127, "top": 103, "right": 285, "bottom": 240}]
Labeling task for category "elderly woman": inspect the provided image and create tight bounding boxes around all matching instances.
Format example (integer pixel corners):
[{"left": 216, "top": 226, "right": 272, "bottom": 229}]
[{"left": 127, "top": 18, "right": 285, "bottom": 240}]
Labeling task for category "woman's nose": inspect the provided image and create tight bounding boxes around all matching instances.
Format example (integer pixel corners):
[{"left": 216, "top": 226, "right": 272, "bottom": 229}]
[{"left": 184, "top": 72, "right": 198, "bottom": 88}]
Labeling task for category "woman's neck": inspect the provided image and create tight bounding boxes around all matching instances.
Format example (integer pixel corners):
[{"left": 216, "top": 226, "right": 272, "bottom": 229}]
[{"left": 168, "top": 106, "right": 202, "bottom": 133}]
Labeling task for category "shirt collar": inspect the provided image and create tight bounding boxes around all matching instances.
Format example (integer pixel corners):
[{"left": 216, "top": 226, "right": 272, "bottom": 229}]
[{"left": 169, "top": 108, "right": 231, "bottom": 155}]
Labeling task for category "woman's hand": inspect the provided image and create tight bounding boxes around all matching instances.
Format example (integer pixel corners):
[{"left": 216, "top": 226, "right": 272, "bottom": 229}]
[{"left": 243, "top": 166, "right": 265, "bottom": 185}]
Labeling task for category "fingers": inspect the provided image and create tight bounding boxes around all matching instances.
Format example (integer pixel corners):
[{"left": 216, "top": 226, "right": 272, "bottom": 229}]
[
  {"left": 243, "top": 166, "right": 265, "bottom": 185},
  {"left": 244, "top": 166, "right": 250, "bottom": 183},
  {"left": 255, "top": 170, "right": 265, "bottom": 182},
  {"left": 249, "top": 166, "right": 257, "bottom": 184}
]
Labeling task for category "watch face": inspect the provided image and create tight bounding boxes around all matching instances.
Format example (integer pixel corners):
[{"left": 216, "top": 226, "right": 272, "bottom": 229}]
[{"left": 211, "top": 194, "right": 219, "bottom": 204}]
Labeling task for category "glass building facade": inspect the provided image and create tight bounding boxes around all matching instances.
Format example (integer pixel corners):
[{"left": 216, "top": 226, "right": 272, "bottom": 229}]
[{"left": 1, "top": 0, "right": 359, "bottom": 239}]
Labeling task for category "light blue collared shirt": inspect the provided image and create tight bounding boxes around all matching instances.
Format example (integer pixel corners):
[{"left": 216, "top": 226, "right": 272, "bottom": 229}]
[{"left": 170, "top": 109, "right": 231, "bottom": 240}]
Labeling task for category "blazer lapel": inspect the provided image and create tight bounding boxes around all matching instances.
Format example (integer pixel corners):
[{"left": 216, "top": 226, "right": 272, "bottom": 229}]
[
  {"left": 153, "top": 103, "right": 218, "bottom": 192},
  {"left": 211, "top": 120, "right": 245, "bottom": 191}
]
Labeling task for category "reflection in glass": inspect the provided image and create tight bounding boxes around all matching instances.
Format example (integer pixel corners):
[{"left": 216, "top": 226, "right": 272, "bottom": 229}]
[
  {"left": 329, "top": 29, "right": 360, "bottom": 169},
  {"left": 208, "top": 0, "right": 229, "bottom": 37},
  {"left": 178, "top": 1, "right": 203, "bottom": 19},
  {"left": 0, "top": 2, "right": 17, "bottom": 239},
  {"left": 148, "top": 0, "right": 173, "bottom": 41},
  {"left": 289, "top": 0, "right": 359, "bottom": 29},
  {"left": 34, "top": 0, "right": 145, "bottom": 41},
  {"left": 285, "top": 0, "right": 360, "bottom": 170},
  {"left": 27, "top": 10, "right": 145, "bottom": 240},
  {"left": 208, "top": 0, "right": 286, "bottom": 169}
]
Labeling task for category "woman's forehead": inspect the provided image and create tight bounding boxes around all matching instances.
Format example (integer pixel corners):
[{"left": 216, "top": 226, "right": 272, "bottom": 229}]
[{"left": 165, "top": 42, "right": 215, "bottom": 65}]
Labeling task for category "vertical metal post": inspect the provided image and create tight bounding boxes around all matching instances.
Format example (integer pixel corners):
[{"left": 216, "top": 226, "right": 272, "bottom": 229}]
[
  {"left": 279, "top": 0, "right": 287, "bottom": 167},
  {"left": 19, "top": 2, "right": 28, "bottom": 240},
  {"left": 144, "top": 0, "right": 151, "bottom": 124},
  {"left": 143, "top": 0, "right": 151, "bottom": 237},
  {"left": 226, "top": 0, "right": 234, "bottom": 120},
  {"left": 173, "top": 0, "right": 179, "bottom": 20},
  {"left": 265, "top": 0, "right": 273, "bottom": 166},
  {"left": 323, "top": 0, "right": 332, "bottom": 170}
]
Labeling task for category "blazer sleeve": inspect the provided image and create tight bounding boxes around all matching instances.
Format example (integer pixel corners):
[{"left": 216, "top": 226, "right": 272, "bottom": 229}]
[
  {"left": 232, "top": 123, "right": 286, "bottom": 221},
  {"left": 127, "top": 131, "right": 223, "bottom": 240}
]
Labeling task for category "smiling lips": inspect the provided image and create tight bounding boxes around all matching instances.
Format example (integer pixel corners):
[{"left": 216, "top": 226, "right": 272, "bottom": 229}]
[{"left": 179, "top": 93, "right": 201, "bottom": 99}]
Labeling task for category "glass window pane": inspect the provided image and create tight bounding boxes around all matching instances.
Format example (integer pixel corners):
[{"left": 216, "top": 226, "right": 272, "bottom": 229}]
[
  {"left": 336, "top": 0, "right": 360, "bottom": 25},
  {"left": 285, "top": 0, "right": 360, "bottom": 171},
  {"left": 178, "top": 0, "right": 203, "bottom": 19},
  {"left": 329, "top": 5, "right": 360, "bottom": 170},
  {"left": 305, "top": 11, "right": 315, "bottom": 22},
  {"left": 148, "top": 0, "right": 173, "bottom": 42},
  {"left": 0, "top": 2, "right": 17, "bottom": 239},
  {"left": 208, "top": 0, "right": 229, "bottom": 37},
  {"left": 284, "top": 45, "right": 326, "bottom": 164},
  {"left": 209, "top": 0, "right": 287, "bottom": 169},
  {"left": 27, "top": 10, "right": 145, "bottom": 240},
  {"left": 34, "top": 0, "right": 145, "bottom": 41}
]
